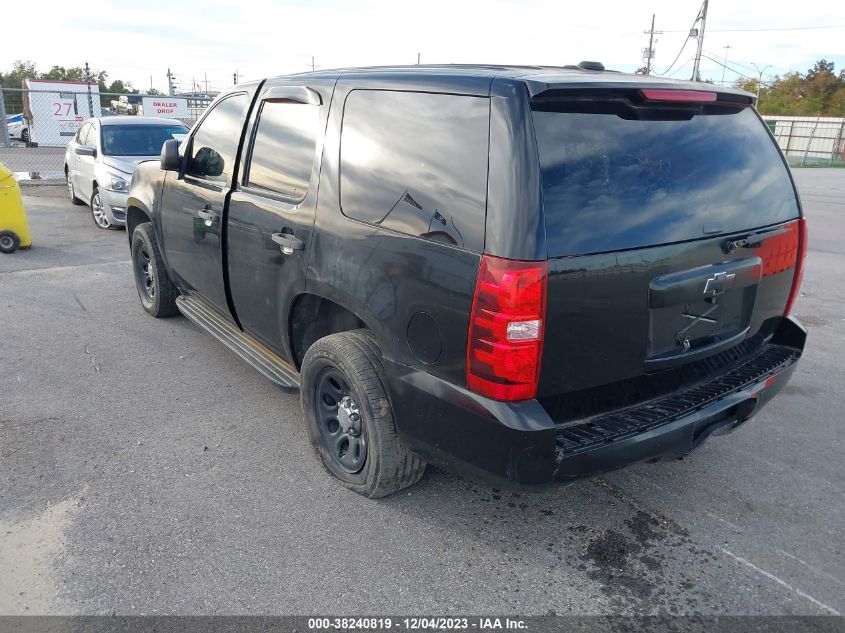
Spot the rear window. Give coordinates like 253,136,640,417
533,104,799,256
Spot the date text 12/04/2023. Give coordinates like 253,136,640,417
306,617,528,630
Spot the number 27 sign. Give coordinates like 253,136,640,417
52,99,81,121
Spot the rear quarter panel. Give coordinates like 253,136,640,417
307,80,482,386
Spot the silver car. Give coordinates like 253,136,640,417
64,116,189,229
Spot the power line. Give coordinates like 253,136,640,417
655,10,700,76
662,24,844,33
666,58,695,79
700,53,757,82
703,50,778,80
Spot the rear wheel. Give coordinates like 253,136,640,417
0,231,20,254
300,330,426,498
66,171,84,205
21,128,29,143
131,222,179,317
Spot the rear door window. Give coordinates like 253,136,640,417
533,104,799,256
340,89,489,252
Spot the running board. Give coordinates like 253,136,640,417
176,295,300,392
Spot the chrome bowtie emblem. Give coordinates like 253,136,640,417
703,271,736,297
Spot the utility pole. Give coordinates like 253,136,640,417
204,72,209,95
84,62,94,116
720,45,732,84
642,14,662,75
167,68,174,96
751,63,773,104
691,0,709,82
311,56,317,72
417,52,421,65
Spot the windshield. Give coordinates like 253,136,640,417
532,104,800,256
100,124,188,156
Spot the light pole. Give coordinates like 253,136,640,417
751,63,773,103
720,45,732,84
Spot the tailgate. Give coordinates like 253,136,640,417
531,88,802,404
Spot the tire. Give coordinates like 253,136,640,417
21,128,29,143
90,187,118,229
66,170,84,205
0,231,20,254
300,330,426,498
130,222,179,317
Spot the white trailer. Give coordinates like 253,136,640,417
23,79,102,147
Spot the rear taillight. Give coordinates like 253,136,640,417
466,255,548,401
784,218,808,316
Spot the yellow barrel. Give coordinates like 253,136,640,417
0,162,32,252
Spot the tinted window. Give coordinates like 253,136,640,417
247,99,318,199
101,124,188,156
340,90,489,252
187,94,249,182
533,105,799,256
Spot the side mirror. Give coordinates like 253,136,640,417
160,138,181,171
74,145,96,157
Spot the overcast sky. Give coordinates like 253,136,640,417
2,0,843,93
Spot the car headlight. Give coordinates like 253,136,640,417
105,170,130,192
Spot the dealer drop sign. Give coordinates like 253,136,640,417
142,97,188,119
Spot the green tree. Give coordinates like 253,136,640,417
743,60,845,116
806,59,835,80
40,65,85,82
0,59,38,89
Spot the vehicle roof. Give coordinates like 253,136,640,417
95,116,189,127
256,63,753,100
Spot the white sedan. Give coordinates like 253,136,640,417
64,116,188,229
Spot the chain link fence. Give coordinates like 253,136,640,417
762,115,845,167
1,87,211,182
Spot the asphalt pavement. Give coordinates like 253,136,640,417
1,171,844,616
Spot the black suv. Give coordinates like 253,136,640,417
126,64,807,498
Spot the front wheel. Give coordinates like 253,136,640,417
90,187,118,229
130,222,179,317
300,330,426,498
0,231,20,254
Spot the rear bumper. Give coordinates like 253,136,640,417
386,317,806,487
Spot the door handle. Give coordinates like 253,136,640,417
272,232,304,255
196,208,218,226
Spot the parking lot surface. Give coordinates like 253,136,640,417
1,171,844,616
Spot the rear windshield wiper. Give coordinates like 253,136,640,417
722,226,792,254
